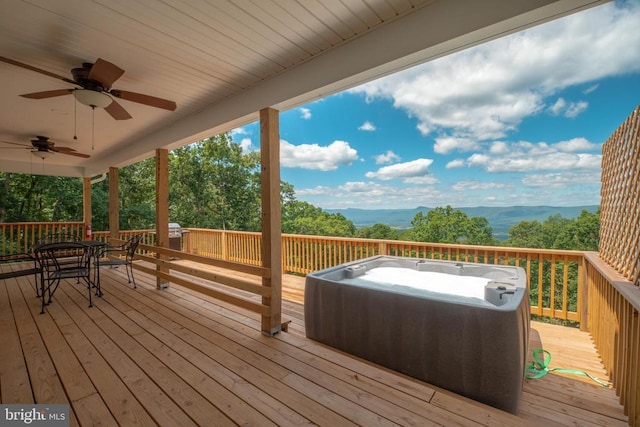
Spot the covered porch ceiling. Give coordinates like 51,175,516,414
0,0,608,178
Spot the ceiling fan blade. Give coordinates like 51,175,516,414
0,56,77,85
49,145,90,158
110,89,176,111
89,58,124,90
20,89,73,99
58,150,90,158
104,99,132,120
51,146,77,152
0,139,30,148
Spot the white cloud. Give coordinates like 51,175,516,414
434,136,481,154
295,181,448,209
299,108,312,119
403,175,439,185
358,121,376,131
554,137,600,152
565,101,588,118
280,139,358,171
238,138,255,153
548,98,567,115
365,158,434,181
463,139,601,173
375,150,401,164
349,2,640,142
583,84,599,94
549,98,588,117
231,127,249,136
446,159,465,169
522,171,601,188
451,181,512,191
466,153,490,168
489,141,509,154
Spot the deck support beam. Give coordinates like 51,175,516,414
260,107,282,336
155,148,170,289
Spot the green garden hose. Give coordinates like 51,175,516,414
525,348,611,387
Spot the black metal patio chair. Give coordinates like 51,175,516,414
94,234,143,289
34,241,96,314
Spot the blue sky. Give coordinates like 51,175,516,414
233,1,640,210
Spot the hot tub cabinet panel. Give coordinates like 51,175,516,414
304,256,530,414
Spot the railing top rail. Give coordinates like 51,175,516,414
3,224,587,257
1,221,84,225
278,232,586,257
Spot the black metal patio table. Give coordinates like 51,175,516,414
33,240,106,314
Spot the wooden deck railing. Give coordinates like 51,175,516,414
1,221,86,254
183,229,585,323
0,223,601,324
585,253,640,427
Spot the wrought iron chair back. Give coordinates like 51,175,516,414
34,241,96,313
95,234,143,288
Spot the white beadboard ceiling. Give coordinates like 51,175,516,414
0,0,608,177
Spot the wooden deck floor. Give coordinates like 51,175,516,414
0,261,628,426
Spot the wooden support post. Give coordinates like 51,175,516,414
155,148,170,289
108,167,119,242
82,177,91,236
260,107,282,336
579,254,590,331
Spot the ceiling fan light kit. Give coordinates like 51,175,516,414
32,150,53,159
73,89,112,108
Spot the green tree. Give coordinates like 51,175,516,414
554,209,600,251
119,158,156,229
0,173,82,222
355,223,399,240
408,206,497,245
504,220,545,248
506,210,600,251
169,134,262,231
282,200,356,236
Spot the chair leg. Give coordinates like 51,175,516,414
34,272,41,298
95,265,102,297
124,264,131,283
40,276,46,314
87,278,92,308
130,264,136,289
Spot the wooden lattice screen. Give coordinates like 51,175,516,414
599,105,640,286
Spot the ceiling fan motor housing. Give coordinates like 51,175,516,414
71,63,105,92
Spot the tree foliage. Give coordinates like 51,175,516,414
282,200,355,236
408,206,499,246
355,223,399,240
0,173,82,223
169,134,262,231
504,209,599,251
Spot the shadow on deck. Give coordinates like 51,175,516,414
0,261,628,426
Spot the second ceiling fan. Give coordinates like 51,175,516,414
0,56,177,120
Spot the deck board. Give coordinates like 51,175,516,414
0,261,628,426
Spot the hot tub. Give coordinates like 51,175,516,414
304,255,529,413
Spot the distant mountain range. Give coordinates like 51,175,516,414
324,205,599,240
